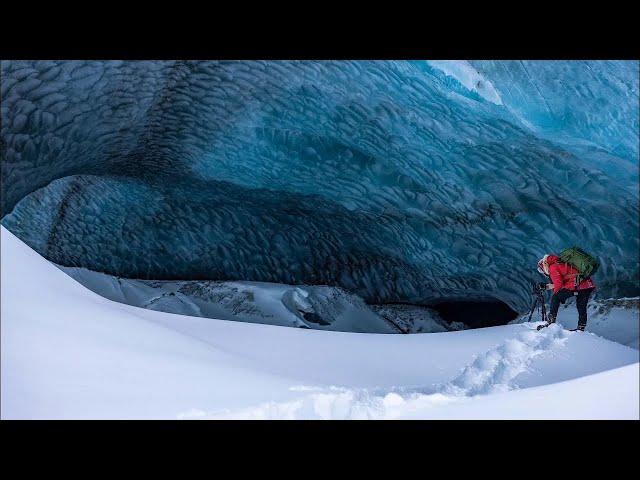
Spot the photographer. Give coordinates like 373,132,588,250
537,254,596,331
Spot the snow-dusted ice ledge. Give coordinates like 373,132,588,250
1,226,638,419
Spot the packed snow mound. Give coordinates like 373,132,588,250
2,61,639,313
2,226,638,419
62,264,522,333
61,264,479,333
59,265,415,333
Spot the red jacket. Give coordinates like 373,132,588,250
546,255,596,293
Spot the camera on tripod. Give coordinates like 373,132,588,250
533,282,547,293
527,281,549,324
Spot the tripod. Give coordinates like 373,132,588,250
527,283,549,328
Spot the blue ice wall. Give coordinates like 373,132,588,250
2,60,638,312
469,60,639,187
470,61,639,162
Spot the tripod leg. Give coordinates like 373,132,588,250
527,296,538,322
540,290,552,324
536,293,550,330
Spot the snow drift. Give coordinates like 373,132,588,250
2,226,638,419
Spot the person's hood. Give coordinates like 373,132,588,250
537,254,558,275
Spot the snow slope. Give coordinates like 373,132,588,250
565,298,639,349
2,226,638,419
512,296,639,350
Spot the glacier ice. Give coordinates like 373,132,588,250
469,61,639,165
1,60,638,314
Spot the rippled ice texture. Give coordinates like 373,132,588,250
1,60,638,312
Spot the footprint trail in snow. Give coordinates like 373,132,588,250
442,323,569,396
180,324,570,419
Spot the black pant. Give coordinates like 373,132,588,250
550,288,594,327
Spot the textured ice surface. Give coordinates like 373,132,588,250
2,60,638,313
469,61,639,167
425,60,503,105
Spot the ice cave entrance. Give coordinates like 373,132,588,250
429,299,518,329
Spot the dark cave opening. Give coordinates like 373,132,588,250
429,299,519,329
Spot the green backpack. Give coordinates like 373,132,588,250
558,246,599,287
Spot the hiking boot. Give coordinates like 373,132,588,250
570,325,586,332
547,314,556,324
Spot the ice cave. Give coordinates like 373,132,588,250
2,59,639,420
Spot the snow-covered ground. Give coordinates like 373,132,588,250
2,226,638,419
61,264,640,344
564,298,639,349
59,265,465,334
58,266,400,333
512,296,639,350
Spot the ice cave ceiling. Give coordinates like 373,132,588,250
1,60,638,312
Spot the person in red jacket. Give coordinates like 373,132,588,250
537,254,596,331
